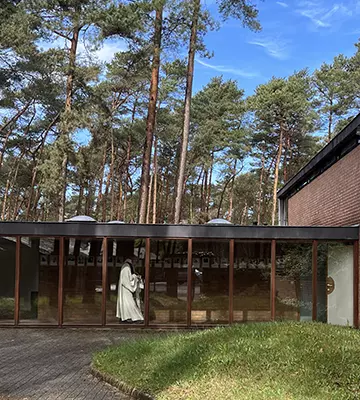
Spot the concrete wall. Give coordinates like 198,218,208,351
288,146,360,226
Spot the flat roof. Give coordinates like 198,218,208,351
278,112,360,199
0,222,357,240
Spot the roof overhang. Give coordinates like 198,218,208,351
0,222,357,241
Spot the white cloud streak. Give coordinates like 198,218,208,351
196,59,260,78
276,2,289,7
247,37,289,60
296,1,354,29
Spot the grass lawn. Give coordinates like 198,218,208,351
92,322,360,400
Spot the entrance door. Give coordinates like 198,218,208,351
327,244,353,326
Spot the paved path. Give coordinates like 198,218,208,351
0,329,151,400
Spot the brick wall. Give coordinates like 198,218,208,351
288,145,360,226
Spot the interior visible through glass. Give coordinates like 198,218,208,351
20,237,59,324
0,237,16,324
149,240,188,325
234,241,271,322
191,240,229,324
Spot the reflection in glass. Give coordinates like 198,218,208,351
318,242,354,326
276,242,313,321
0,237,16,324
107,239,145,324
149,240,187,325
20,237,59,324
191,240,229,324
234,242,271,322
63,238,102,324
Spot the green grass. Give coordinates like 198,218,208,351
93,322,360,400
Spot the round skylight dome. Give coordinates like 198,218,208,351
206,218,232,225
66,215,96,222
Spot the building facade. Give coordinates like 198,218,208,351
0,222,358,328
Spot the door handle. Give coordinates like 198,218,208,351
326,276,335,294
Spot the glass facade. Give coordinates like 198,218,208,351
191,240,229,324
234,241,271,322
275,242,313,321
0,237,16,324
0,232,357,328
20,237,59,324
106,238,145,325
149,240,188,325
63,238,103,324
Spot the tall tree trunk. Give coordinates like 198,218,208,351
26,114,58,220
59,25,80,222
96,144,107,219
102,171,111,222
1,179,10,220
123,102,136,221
328,104,333,143
152,136,158,224
76,185,84,215
146,174,153,224
257,155,265,225
241,201,248,225
271,125,284,225
228,160,237,222
109,135,115,220
174,0,200,223
138,4,163,223
206,153,214,215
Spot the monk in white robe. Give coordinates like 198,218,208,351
116,259,144,322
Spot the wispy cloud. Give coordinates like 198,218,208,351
196,59,260,78
247,37,290,60
276,2,289,7
296,1,353,29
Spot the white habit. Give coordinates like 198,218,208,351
116,260,144,321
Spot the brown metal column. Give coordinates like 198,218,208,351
271,239,276,321
144,238,150,327
101,237,108,326
312,240,318,321
14,236,21,325
229,239,234,324
354,239,359,329
58,237,64,327
187,238,193,327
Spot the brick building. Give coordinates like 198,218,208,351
278,113,360,226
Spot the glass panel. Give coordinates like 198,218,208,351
149,240,187,325
106,238,145,325
20,237,59,324
191,240,229,324
318,242,354,326
63,238,103,324
234,241,271,322
276,242,313,321
0,237,16,324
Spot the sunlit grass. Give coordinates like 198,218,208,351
93,322,360,399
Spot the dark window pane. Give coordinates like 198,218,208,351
0,237,16,324
234,241,271,322
63,238,103,324
149,240,187,325
191,240,229,324
20,237,59,324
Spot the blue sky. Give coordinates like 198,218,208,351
194,0,360,96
